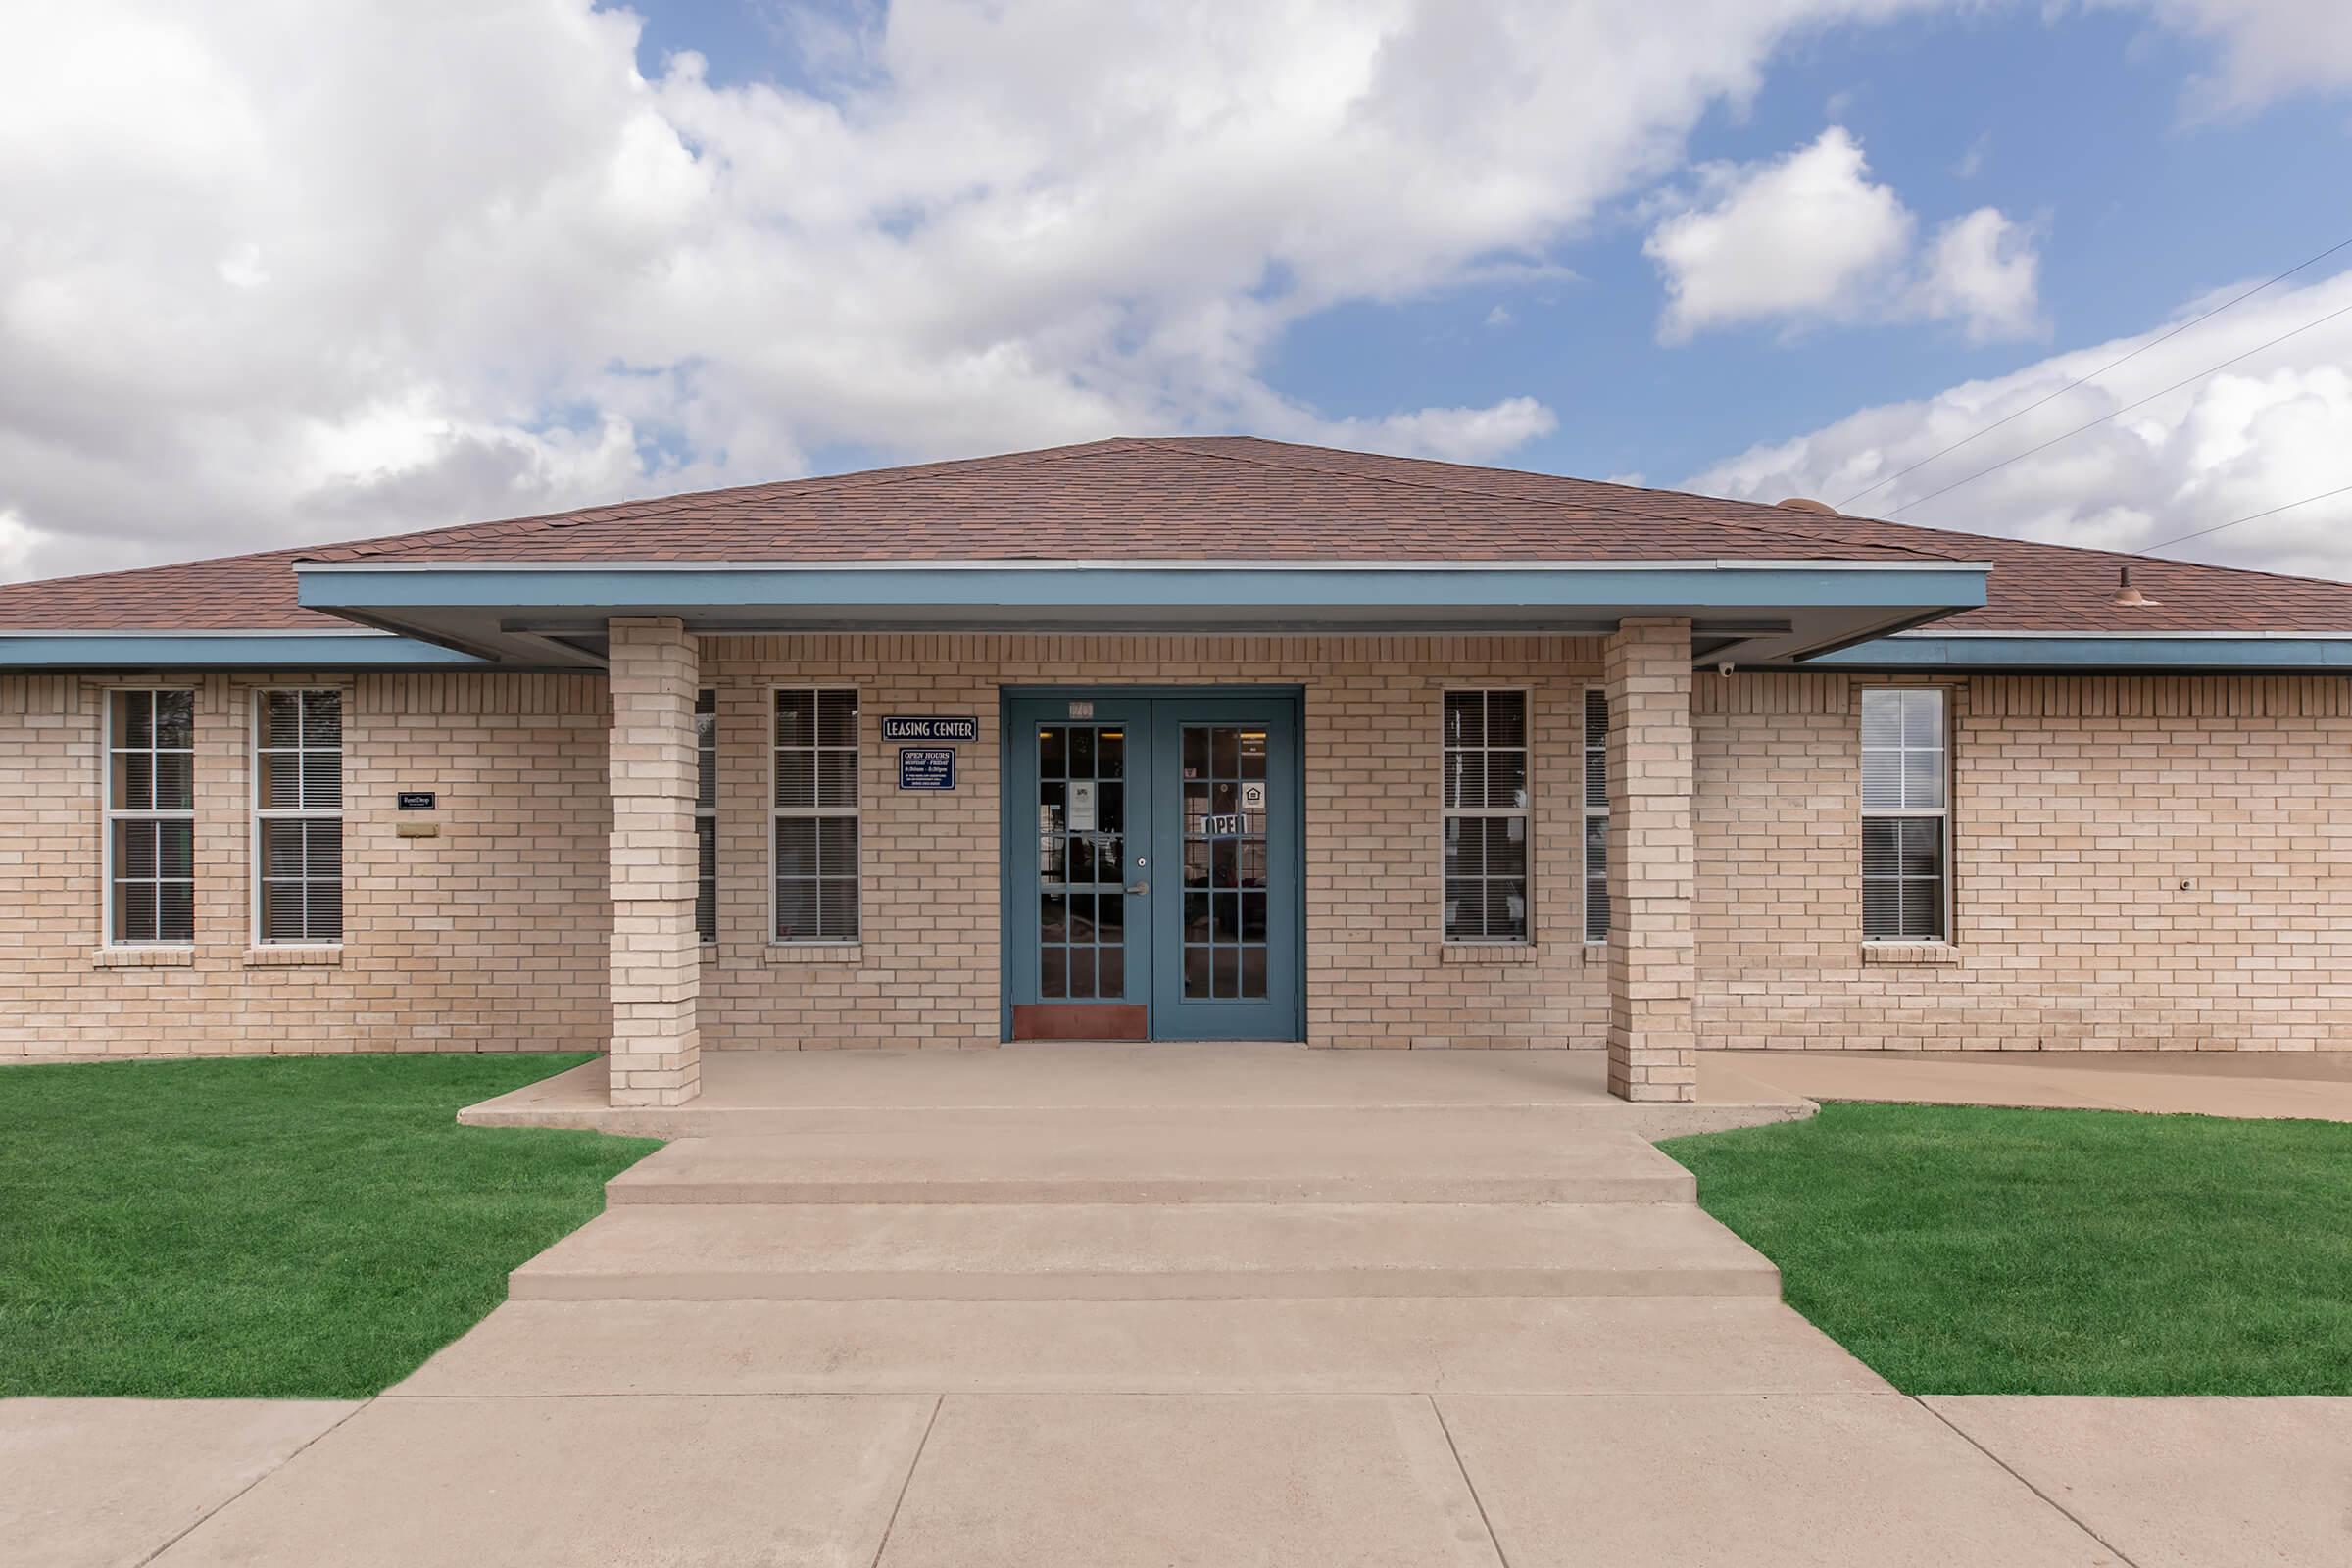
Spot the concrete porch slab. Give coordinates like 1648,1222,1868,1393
606,1113,1697,1204
1435,1393,2126,1567
390,1297,1889,1397
507,1200,1781,1301
459,1043,1815,1137
150,1395,934,1568
1924,1396,2352,1568
0,1398,360,1568
873,1394,1500,1568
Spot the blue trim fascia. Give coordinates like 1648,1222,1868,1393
298,564,1989,613
1810,636,2352,671
0,634,484,669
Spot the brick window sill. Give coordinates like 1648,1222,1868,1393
91,946,194,969
1861,942,1961,966
1440,944,1538,965
243,946,344,968
764,944,863,965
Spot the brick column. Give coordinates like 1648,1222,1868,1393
1604,617,1697,1102
607,617,701,1107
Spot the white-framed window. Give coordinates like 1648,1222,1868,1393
1583,688,1609,943
106,688,196,945
772,688,859,943
695,690,716,945
1861,687,1948,942
1442,689,1530,943
254,688,344,944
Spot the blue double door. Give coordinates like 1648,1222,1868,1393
1004,691,1301,1041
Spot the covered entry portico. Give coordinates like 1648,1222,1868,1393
295,558,1987,1106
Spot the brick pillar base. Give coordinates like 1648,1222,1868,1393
607,617,701,1107
1604,618,1697,1102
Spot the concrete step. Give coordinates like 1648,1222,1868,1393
393,1297,1884,1397
465,1092,1810,1142
508,1202,1780,1302
606,1113,1697,1205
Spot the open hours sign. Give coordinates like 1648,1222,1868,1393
898,748,956,791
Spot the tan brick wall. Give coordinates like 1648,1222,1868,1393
8,655,2349,1057
0,670,610,1057
1694,670,2352,1053
700,635,1606,1050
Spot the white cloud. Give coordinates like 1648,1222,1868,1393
2108,0,2352,114
1643,127,2040,342
1326,396,1560,459
9,0,1982,582
216,243,270,290
1645,127,1917,341
1916,207,2043,342
0,1,2344,583
0,511,37,580
1688,268,2352,581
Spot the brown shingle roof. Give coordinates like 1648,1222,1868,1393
1676,503,2352,634
3,435,2349,634
0,546,346,632
299,437,1946,565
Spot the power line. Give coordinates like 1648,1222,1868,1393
2138,482,2352,557
1837,233,2352,512
1885,296,2352,517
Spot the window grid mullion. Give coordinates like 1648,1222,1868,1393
772,687,861,945
695,690,717,946
1861,687,1949,944
1583,688,1609,944
1442,689,1530,947
105,688,196,947
253,689,343,946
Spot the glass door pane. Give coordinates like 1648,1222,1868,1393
1178,724,1271,1000
1035,720,1131,1000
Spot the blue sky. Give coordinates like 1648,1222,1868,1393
1274,9,2352,488
613,1,2352,504
3,1,2349,582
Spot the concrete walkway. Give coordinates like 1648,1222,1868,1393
0,1398,361,1567
17,1390,2347,1566
1712,1048,2352,1120
18,1047,2351,1565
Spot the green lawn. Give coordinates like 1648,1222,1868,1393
0,1054,658,1398
1661,1102,2352,1395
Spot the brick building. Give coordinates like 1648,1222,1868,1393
4,437,2348,1105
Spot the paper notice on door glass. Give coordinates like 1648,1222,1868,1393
1068,779,1098,832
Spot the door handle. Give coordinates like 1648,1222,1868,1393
1125,881,1150,896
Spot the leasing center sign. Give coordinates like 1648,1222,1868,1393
881,716,979,743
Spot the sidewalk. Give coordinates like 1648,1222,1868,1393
12,1390,2347,1566
1708,1049,2352,1121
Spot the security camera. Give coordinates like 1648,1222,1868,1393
1716,662,1735,678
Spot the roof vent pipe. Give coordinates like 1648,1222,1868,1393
2109,566,2161,609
